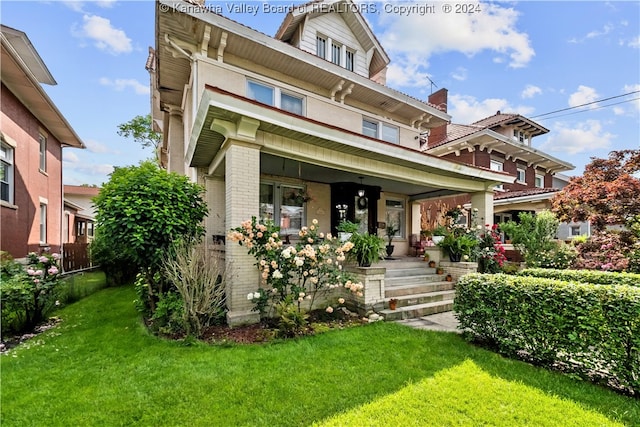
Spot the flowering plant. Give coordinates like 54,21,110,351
477,224,507,273
0,251,62,334
229,217,363,320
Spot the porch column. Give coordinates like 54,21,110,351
470,190,494,227
411,202,421,235
167,105,184,174
225,140,261,326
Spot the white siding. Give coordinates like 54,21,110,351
299,14,368,77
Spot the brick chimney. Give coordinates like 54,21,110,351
426,88,448,147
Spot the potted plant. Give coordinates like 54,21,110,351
388,298,398,310
438,232,477,262
428,260,436,268
436,266,444,275
445,274,453,282
385,222,399,257
349,231,385,267
337,220,359,242
432,225,448,244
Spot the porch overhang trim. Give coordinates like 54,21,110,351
493,191,559,206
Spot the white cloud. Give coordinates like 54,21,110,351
521,84,542,99
64,151,80,163
379,2,534,88
627,35,640,48
539,120,615,155
569,24,614,43
63,1,116,12
99,77,149,95
614,83,640,115
73,14,132,55
451,67,468,81
448,94,534,124
568,85,599,109
84,139,116,154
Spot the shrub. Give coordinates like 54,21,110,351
477,224,507,273
150,291,185,335
573,230,634,272
517,268,640,287
455,273,640,395
93,161,208,311
163,240,227,337
0,252,62,335
500,211,559,268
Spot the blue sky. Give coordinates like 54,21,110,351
2,1,639,186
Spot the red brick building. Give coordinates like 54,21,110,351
1,25,84,259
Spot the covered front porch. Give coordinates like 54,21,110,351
182,88,510,325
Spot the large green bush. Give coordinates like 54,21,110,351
93,161,208,310
455,273,640,395
517,268,640,287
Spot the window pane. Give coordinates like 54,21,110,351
345,50,354,71
281,186,304,233
381,123,399,144
247,81,274,106
260,183,274,222
362,120,378,138
490,160,503,172
331,43,341,65
385,199,404,238
316,36,326,59
40,203,47,243
39,134,46,171
281,92,303,115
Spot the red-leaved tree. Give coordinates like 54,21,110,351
552,149,640,231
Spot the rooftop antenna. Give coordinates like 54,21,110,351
426,76,438,94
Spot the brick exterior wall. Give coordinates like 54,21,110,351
1,84,63,258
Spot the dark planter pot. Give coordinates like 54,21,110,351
448,251,462,262
386,245,394,257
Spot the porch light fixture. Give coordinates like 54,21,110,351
336,204,349,221
357,177,365,197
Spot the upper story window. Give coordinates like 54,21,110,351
362,118,399,144
535,173,545,188
331,43,341,66
316,36,326,60
513,129,528,145
39,132,47,172
516,167,526,183
247,80,304,116
0,142,14,204
345,49,355,72
490,160,504,190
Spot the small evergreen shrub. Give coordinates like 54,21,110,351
517,268,640,287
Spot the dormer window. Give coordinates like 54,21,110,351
513,129,528,144
345,49,355,71
316,32,356,72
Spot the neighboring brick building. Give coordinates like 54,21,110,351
1,25,84,259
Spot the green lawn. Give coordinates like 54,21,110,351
1,286,638,426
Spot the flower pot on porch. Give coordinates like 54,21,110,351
428,260,436,268
386,245,394,257
446,274,453,282
436,267,444,275
448,252,462,262
389,298,398,310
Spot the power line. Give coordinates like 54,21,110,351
530,90,640,119
534,96,640,122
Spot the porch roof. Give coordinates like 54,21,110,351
188,86,513,199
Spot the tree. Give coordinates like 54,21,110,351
93,161,208,308
117,114,161,150
500,211,560,267
552,149,640,231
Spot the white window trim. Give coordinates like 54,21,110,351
362,117,399,144
39,202,48,244
535,173,545,188
385,198,405,239
39,132,47,172
316,35,327,59
0,141,14,205
247,79,305,115
516,167,526,184
260,181,307,236
490,160,504,190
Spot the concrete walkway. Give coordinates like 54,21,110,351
395,311,461,333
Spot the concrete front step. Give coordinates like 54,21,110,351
385,267,437,278
385,281,455,297
387,290,455,308
386,274,449,287
380,258,429,270
381,299,454,321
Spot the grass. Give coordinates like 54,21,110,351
1,286,638,426
58,269,108,304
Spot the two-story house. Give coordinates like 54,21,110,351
63,185,100,244
152,0,512,324
1,25,85,259
422,109,575,228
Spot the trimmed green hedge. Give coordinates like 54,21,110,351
517,268,640,287
455,273,640,395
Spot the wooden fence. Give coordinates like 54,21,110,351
62,243,91,272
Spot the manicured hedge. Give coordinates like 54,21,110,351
517,268,640,287
455,273,640,395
